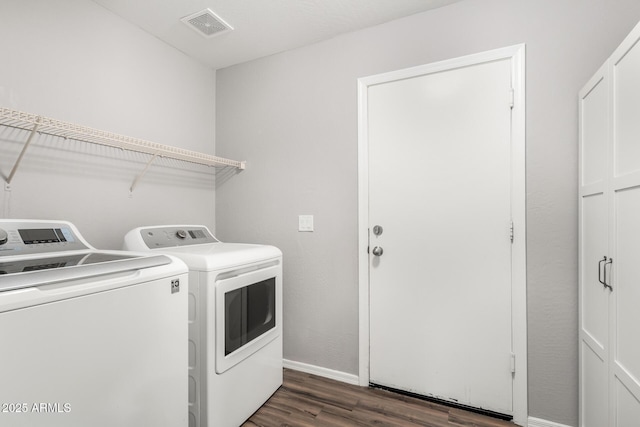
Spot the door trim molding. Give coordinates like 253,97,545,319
357,44,527,426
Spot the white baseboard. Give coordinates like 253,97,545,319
283,359,360,386
528,417,574,427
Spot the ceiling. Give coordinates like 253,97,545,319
92,0,462,70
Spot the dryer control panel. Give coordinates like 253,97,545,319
126,225,219,249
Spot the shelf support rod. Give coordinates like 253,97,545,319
6,117,41,184
130,153,159,193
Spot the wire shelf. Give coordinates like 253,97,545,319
0,107,245,190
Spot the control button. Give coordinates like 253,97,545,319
0,229,8,245
176,230,188,239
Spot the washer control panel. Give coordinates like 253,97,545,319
131,225,219,249
0,220,90,256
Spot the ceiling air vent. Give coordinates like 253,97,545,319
181,9,233,38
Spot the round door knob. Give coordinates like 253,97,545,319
372,246,383,256
0,228,8,245
176,230,188,239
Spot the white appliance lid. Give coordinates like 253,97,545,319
0,251,173,292
150,243,281,271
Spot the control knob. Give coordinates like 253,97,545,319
0,228,7,245
176,230,188,239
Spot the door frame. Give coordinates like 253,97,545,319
357,44,527,426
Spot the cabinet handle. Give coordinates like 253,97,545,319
598,256,613,291
598,256,606,286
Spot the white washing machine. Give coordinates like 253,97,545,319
123,225,283,427
0,219,188,427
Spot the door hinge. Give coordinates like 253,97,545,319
509,88,515,109
510,221,514,243
510,353,516,374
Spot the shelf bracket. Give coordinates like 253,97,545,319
130,153,159,193
6,117,41,184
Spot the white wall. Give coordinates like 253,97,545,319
0,0,217,248
215,1,640,425
3,0,640,425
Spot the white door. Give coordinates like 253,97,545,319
609,25,640,426
579,21,640,427
365,54,518,416
579,64,610,427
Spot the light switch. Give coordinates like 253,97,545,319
298,215,314,232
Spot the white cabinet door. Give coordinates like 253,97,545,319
610,24,640,427
579,63,610,427
579,19,640,427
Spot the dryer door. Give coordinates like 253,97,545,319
214,263,282,374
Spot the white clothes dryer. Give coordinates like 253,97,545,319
123,225,282,427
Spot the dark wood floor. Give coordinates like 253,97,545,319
243,369,517,427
